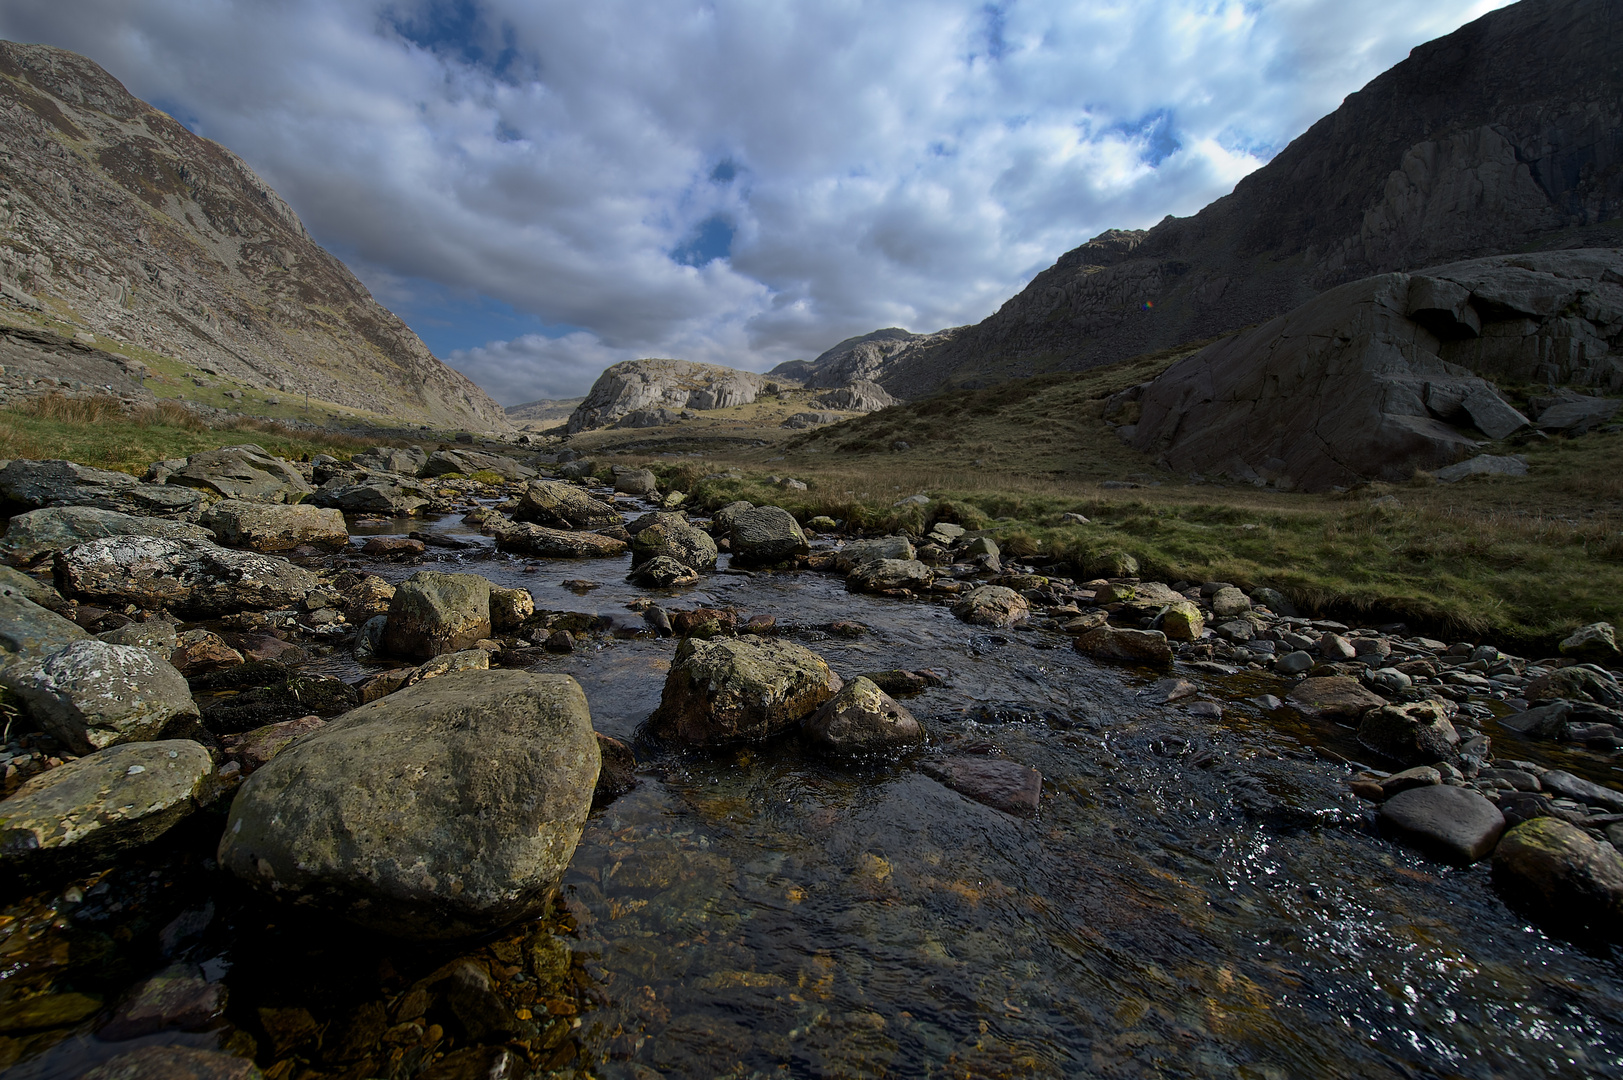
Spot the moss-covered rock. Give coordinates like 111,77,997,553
381,570,492,661
1493,817,1623,940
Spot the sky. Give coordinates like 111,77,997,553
0,0,1511,405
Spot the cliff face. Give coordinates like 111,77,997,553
0,41,509,430
567,358,767,433
871,0,1623,398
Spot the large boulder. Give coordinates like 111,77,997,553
710,500,754,536
0,506,215,562
567,358,764,433
613,468,659,496
307,472,431,515
1357,700,1460,766
951,585,1030,627
1073,626,1173,665
198,500,349,553
419,447,534,480
631,517,718,572
1559,622,1620,662
0,583,90,666
53,537,324,617
381,571,492,661
1,740,214,866
0,459,204,518
164,445,312,504
1377,784,1505,866
511,480,622,530
803,677,924,756
1493,817,1623,941
350,445,428,475
647,637,841,745
486,518,628,558
729,506,810,567
218,670,600,938
6,639,200,753
847,558,933,594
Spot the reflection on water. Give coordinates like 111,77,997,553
4,506,1623,1079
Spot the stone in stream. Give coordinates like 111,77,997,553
486,517,629,558
1560,622,1620,662
1524,665,1623,707
511,479,621,529
1492,817,1623,942
308,474,431,516
728,506,810,567
1073,626,1173,665
921,756,1042,816
630,516,719,572
951,585,1030,627
848,558,933,595
1286,676,1386,721
79,1045,262,1080
54,537,325,617
834,536,916,573
594,732,638,807
1539,770,1623,813
197,500,349,553
169,629,244,676
646,637,841,745
629,555,699,588
1158,600,1204,641
100,962,228,1039
488,585,535,633
0,459,205,518
1498,700,1572,739
340,574,397,624
613,467,659,495
0,740,214,867
1357,700,1460,767
219,715,326,775
218,670,600,938
0,506,216,562
709,500,754,536
381,570,492,661
1377,784,1505,866
6,639,201,754
163,445,312,504
202,673,360,733
803,677,925,756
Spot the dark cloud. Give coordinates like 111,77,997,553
0,0,1510,403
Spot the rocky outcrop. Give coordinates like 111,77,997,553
567,358,764,432
1130,250,1623,490
163,446,312,504
0,42,508,431
812,381,898,413
774,328,958,390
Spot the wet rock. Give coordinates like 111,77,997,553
219,670,600,938
511,479,621,529
1540,770,1623,813
54,537,323,617
0,990,103,1032
1377,765,1442,797
1276,650,1315,675
1059,611,1110,634
672,608,737,638
710,500,754,536
382,571,492,661
79,1045,261,1080
437,958,519,1041
0,740,213,866
647,637,840,745
101,962,227,1039
0,506,216,563
1319,634,1358,661
1493,817,1623,941
951,585,1030,627
489,586,534,632
419,1047,518,1080
1158,600,1205,641
353,615,387,661
861,669,941,696
360,536,425,558
803,677,924,756
630,517,718,572
351,445,428,475
1286,676,1386,721
202,674,359,734
1498,700,1573,738
921,756,1042,816
643,605,673,636
1249,586,1297,615
7,639,200,754
544,629,575,654
198,500,348,553
1560,622,1620,662
613,468,659,496
847,558,933,595
1358,700,1460,767
1145,678,1198,704
729,506,810,567
628,555,699,588
0,459,204,518
219,715,326,775
1525,665,1623,707
1073,626,1173,665
594,732,638,806
169,629,244,677
834,536,916,573
486,518,628,558
1377,784,1505,865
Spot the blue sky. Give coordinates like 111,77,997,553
0,0,1511,403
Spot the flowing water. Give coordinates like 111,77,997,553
4,506,1623,1079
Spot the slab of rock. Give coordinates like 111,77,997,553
79,1044,262,1080
630,517,718,572
847,558,933,594
98,620,179,661
1357,700,1460,767
350,445,428,475
0,459,204,518
198,500,349,553
220,715,326,775
1435,454,1529,482
0,740,213,866
486,518,628,558
164,445,312,504
1559,622,1620,662
1377,784,1505,865
647,637,840,745
1287,676,1386,721
834,536,916,572
628,555,699,588
1493,817,1623,941
420,448,534,481
54,537,323,617
511,479,621,530
0,585,89,666
1073,626,1173,665
1533,395,1621,431
1539,769,1623,813
381,571,492,661
803,677,924,756
0,506,215,562
921,756,1041,816
951,585,1029,627
7,640,200,753
218,670,600,938
729,506,809,566
308,473,431,515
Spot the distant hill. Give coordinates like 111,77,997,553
840,0,1623,399
505,397,584,426
0,41,510,430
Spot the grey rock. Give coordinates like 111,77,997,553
568,358,764,433
647,636,841,745
1560,622,1620,661
98,620,179,661
0,506,214,562
630,516,718,572
0,584,89,668
485,518,628,558
1493,817,1623,942
1319,633,1358,661
782,411,845,429
350,445,428,475
1500,700,1573,738
165,444,312,504
729,506,810,566
1434,454,1529,482
803,677,924,756
198,499,349,552
1287,676,1386,721
307,472,431,515
962,536,1000,558
0,565,69,612
511,479,622,530
101,962,228,1040
1209,586,1251,617
54,536,323,617
613,468,659,496
1358,700,1460,767
219,670,599,939
1276,650,1315,675
628,555,699,588
0,459,204,518
1073,626,1173,665
1377,784,1505,865
381,571,492,661
7,639,200,753
489,586,534,632
812,380,898,412
419,448,534,480
1248,586,1297,616
834,535,916,572
710,500,754,536
847,558,933,594
1533,395,1621,431
951,585,1029,627
1540,769,1623,813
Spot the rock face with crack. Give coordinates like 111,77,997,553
568,358,765,432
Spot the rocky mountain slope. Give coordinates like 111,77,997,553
0,41,508,431
768,327,959,389
858,0,1623,398
567,359,767,432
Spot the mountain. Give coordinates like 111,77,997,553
850,0,1623,399
0,41,509,431
505,397,584,426
767,327,958,389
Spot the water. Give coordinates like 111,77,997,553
4,504,1623,1078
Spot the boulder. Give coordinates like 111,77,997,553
594,733,638,806
381,571,492,661
1559,622,1620,662
54,537,324,617
7,640,200,754
1534,395,1621,431
1357,700,1460,767
1209,586,1251,618
630,518,718,572
341,574,396,624
307,473,431,515
350,445,428,475
169,630,244,677
198,500,349,553
834,536,915,572
100,963,228,1040
628,555,699,588
486,518,628,558
1539,770,1623,813
1286,676,1386,721
1377,784,1505,866
803,677,924,756
1493,818,1623,941
0,459,205,518
419,448,534,481
613,468,659,496
218,670,600,938
729,506,810,566
1073,626,1173,665
921,756,1042,816
0,740,213,866
1525,665,1623,707
1158,600,1205,641
0,506,214,562
98,620,179,661
511,479,622,530
710,500,754,536
1435,454,1529,482
951,585,1029,627
0,585,89,666
489,586,535,632
847,558,933,594
164,445,312,504
0,565,68,611
79,1045,261,1080
646,637,841,744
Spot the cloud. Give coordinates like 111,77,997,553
0,0,1511,402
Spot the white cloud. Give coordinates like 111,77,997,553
0,0,1511,402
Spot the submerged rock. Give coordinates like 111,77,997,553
54,537,324,617
803,677,924,756
647,637,841,745
219,670,600,938
79,1044,261,1080
921,756,1042,816
381,571,492,661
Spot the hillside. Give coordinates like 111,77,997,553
0,41,509,431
